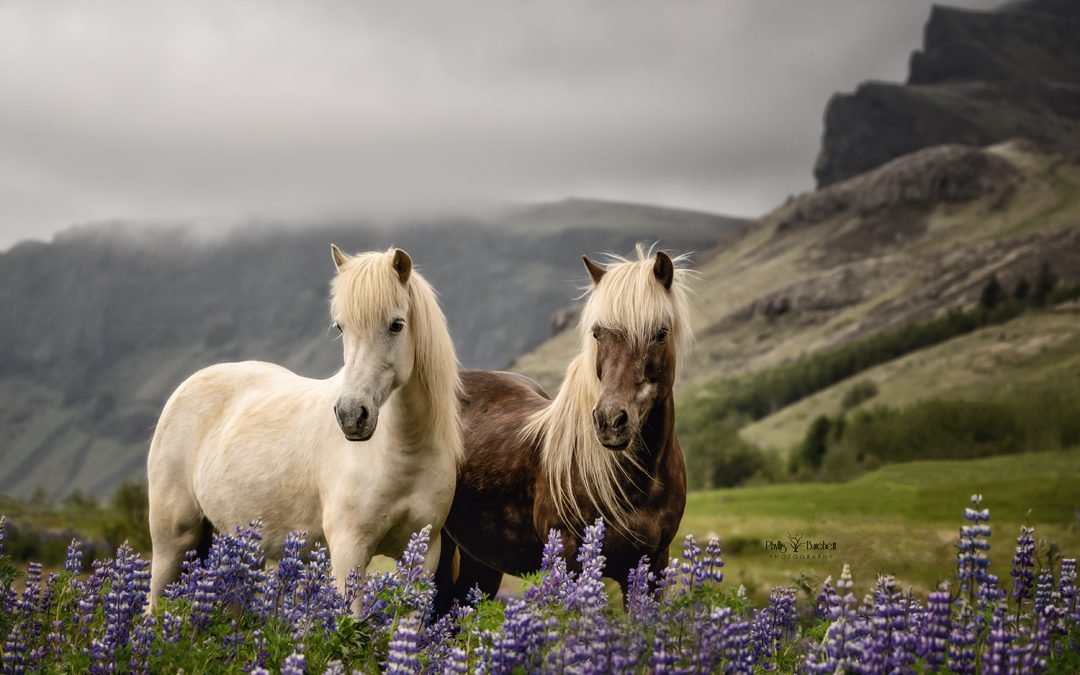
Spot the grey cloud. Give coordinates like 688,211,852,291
0,0,1002,249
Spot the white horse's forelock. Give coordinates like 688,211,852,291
522,243,693,536
330,248,463,464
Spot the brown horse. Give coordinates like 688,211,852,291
435,245,691,611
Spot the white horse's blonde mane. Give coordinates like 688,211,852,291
523,243,693,535
330,249,463,464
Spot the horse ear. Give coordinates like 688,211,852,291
331,244,349,270
653,251,674,290
391,249,412,284
582,256,606,285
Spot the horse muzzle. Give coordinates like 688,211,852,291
335,399,379,442
592,406,634,451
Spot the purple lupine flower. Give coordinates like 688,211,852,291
395,525,431,587
129,615,156,675
568,613,619,673
386,615,421,674
864,574,915,673
160,611,184,644
189,567,218,631
625,556,658,623
957,494,993,607
2,622,28,674
93,543,152,673
484,598,555,674
77,561,108,637
721,617,754,674
1059,557,1078,628
982,602,1013,675
525,529,571,605
393,526,436,618
703,538,724,584
280,650,307,675
947,610,978,675
247,628,268,671
677,534,701,595
917,582,951,668
264,529,310,624
690,605,731,673
648,626,678,673
805,564,863,674
1034,569,1055,618
657,557,680,601
816,574,839,621
64,538,83,575
43,620,64,662
1027,613,1051,672
18,562,42,618
292,543,343,638
203,521,266,613
441,647,469,674
610,621,647,674
354,571,399,632
568,518,607,615
1011,525,1036,610
751,587,797,662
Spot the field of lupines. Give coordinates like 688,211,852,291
1,494,1078,674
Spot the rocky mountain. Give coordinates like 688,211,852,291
0,200,745,499
814,0,1080,187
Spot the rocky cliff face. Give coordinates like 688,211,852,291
814,0,1080,188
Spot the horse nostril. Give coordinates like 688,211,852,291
357,406,369,426
613,410,629,429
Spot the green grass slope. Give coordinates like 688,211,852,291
678,449,1080,596
740,303,1080,451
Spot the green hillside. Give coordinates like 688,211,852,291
677,450,1080,596
741,303,1080,451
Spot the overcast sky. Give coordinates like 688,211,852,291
0,0,1003,250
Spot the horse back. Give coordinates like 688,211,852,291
445,369,551,573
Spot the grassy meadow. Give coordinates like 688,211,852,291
676,449,1080,599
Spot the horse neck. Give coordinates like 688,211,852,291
630,390,677,485
386,375,440,451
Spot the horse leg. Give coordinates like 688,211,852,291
452,547,504,604
433,535,459,615
147,495,208,610
324,527,372,605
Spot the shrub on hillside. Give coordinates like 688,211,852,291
677,410,765,489
840,380,878,410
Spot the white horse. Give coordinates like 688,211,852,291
147,246,462,607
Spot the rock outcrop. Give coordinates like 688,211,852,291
814,0,1080,187
785,144,1019,231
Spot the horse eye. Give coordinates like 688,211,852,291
654,328,669,343
390,319,406,334
333,322,343,335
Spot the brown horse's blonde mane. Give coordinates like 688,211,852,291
330,249,463,464
522,243,692,536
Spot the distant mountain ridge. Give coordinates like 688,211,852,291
0,200,745,499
